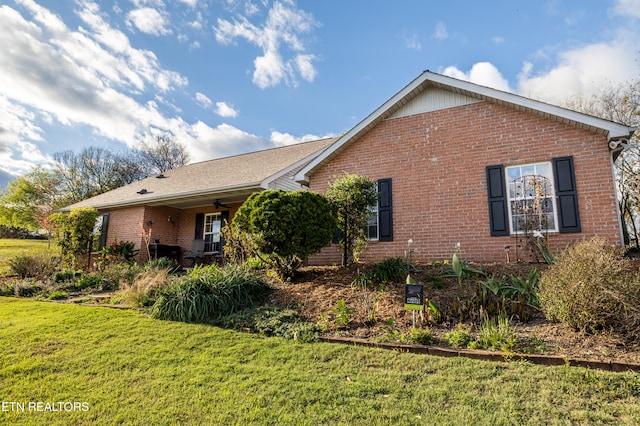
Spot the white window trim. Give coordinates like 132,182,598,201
203,213,222,253
505,161,559,235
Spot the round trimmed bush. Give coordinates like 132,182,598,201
538,238,640,337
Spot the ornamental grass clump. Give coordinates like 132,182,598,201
150,264,272,324
538,237,640,340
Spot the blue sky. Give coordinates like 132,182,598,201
0,0,639,187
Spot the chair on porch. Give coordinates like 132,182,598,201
183,239,205,266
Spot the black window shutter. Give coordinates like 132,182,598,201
99,213,109,249
553,156,581,233
378,178,393,241
219,211,230,248
486,165,510,236
194,213,204,239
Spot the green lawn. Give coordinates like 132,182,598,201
0,239,58,276
1,298,640,425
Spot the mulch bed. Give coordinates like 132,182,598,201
269,263,640,367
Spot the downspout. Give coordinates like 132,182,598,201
610,146,627,249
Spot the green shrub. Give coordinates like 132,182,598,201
475,314,516,352
13,280,42,297
143,257,181,274
0,282,15,296
217,307,319,342
6,252,61,280
70,274,102,291
100,240,137,262
150,264,272,323
48,291,68,300
445,323,474,348
245,256,267,270
52,270,82,283
99,263,141,291
538,237,640,337
402,327,434,345
331,299,354,328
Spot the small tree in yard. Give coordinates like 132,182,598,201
49,207,100,270
325,174,377,266
231,190,336,280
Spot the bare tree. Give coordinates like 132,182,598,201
565,80,640,247
137,134,190,174
54,146,147,205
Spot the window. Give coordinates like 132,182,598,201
92,213,109,251
505,162,557,233
365,205,379,241
487,157,580,236
365,178,392,241
203,213,222,253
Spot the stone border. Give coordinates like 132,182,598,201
319,336,640,372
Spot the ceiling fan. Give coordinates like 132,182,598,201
214,199,231,209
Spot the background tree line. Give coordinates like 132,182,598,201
0,135,189,236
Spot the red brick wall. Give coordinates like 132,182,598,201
102,204,239,263
308,101,621,265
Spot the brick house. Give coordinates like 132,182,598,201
295,71,636,264
63,138,335,263
65,71,635,266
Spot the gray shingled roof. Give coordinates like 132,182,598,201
63,138,336,211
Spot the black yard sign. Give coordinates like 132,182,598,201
404,284,424,311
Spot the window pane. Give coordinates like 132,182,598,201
505,162,558,233
536,163,552,179
204,213,221,252
520,165,535,176
365,205,378,240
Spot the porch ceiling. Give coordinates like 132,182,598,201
141,188,256,210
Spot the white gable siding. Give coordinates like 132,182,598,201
389,86,480,119
268,168,306,191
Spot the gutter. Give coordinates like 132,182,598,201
60,182,263,211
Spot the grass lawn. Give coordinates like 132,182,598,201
1,298,640,425
0,239,58,276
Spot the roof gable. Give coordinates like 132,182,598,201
295,71,636,184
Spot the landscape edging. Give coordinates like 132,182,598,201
319,336,640,372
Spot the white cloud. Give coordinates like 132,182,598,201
404,33,421,50
126,7,171,36
432,22,448,40
442,62,512,92
516,31,639,105
214,1,319,89
294,54,317,82
613,0,640,18
492,36,505,44
195,92,212,108
0,2,196,174
178,0,199,7
186,122,270,159
188,11,204,30
215,102,238,118
270,131,335,147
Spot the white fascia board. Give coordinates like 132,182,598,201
295,73,429,185
425,72,636,140
264,145,333,188
63,182,262,211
